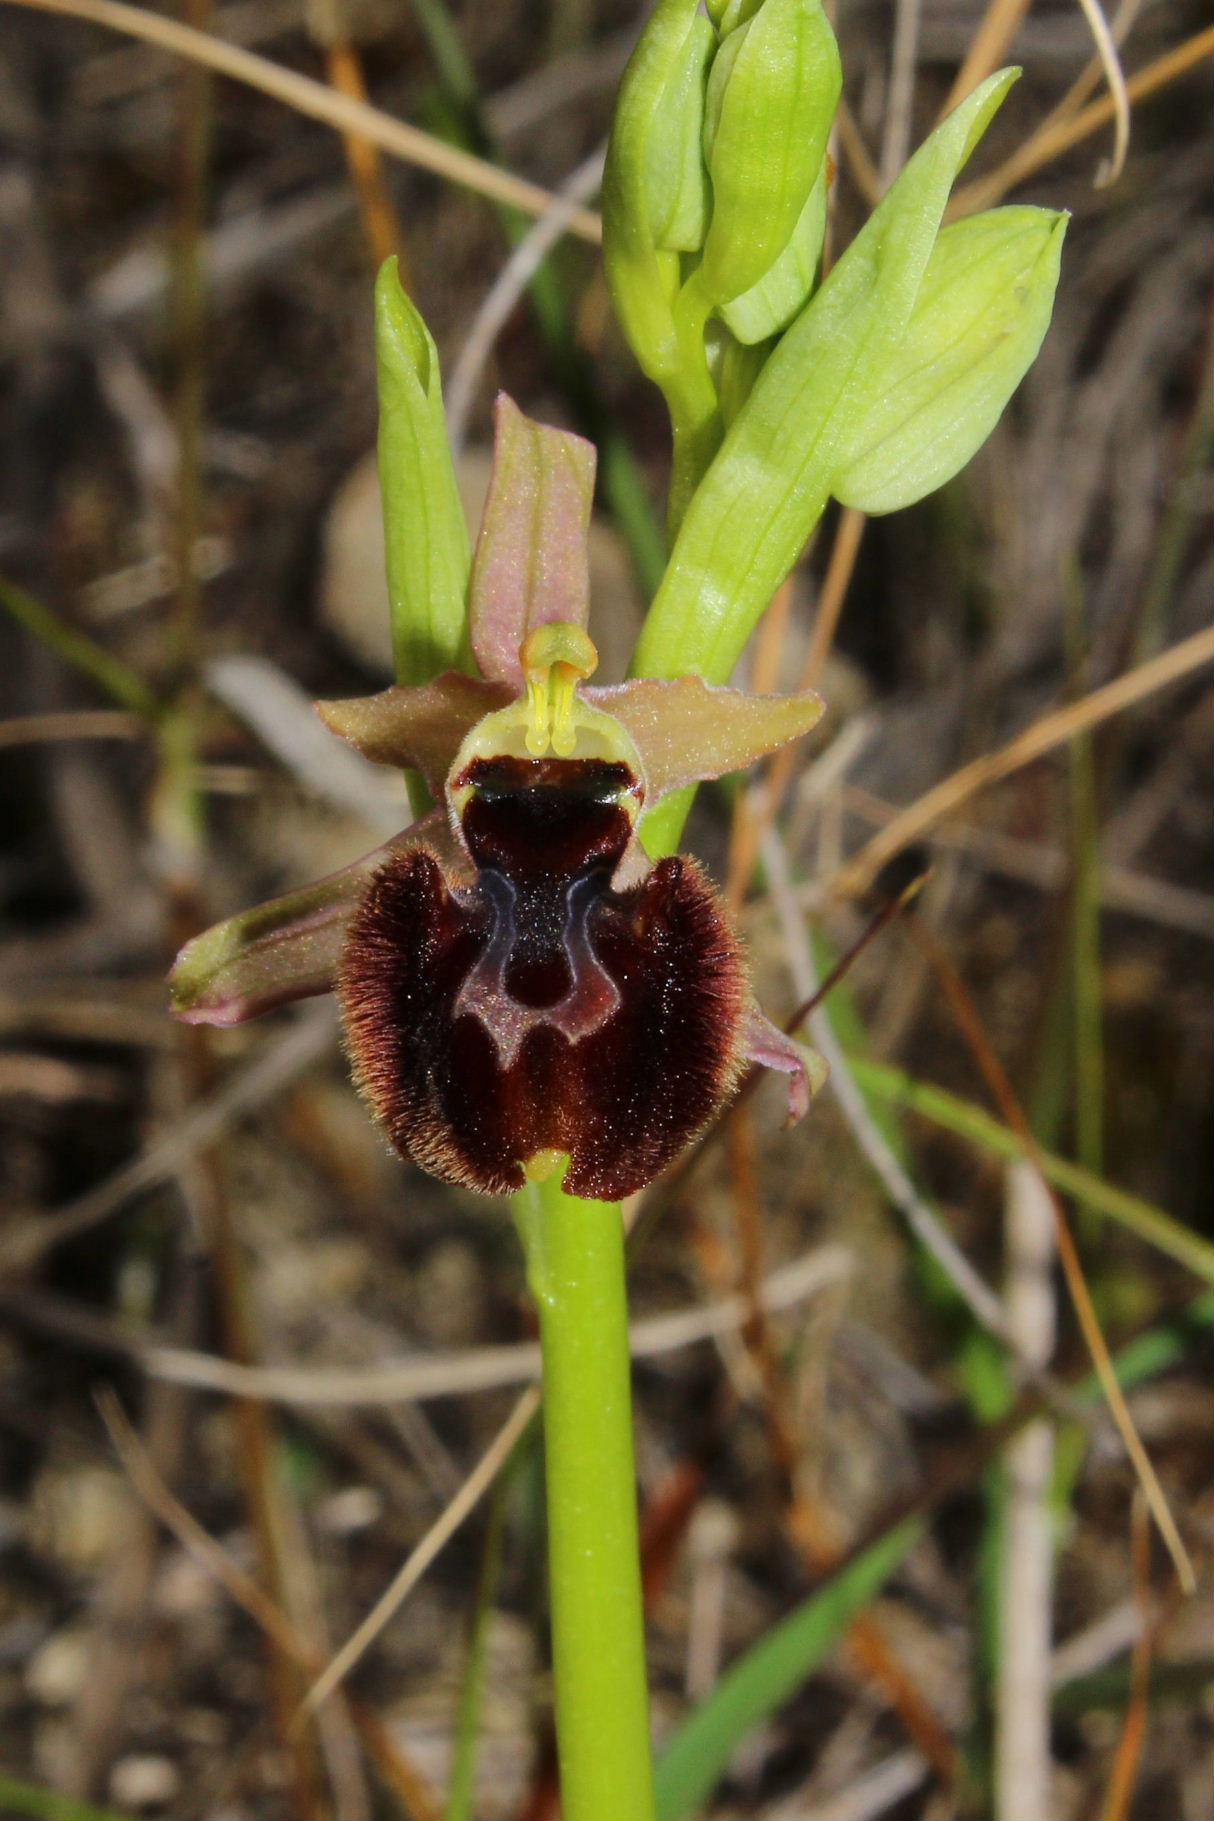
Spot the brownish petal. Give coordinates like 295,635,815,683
315,672,510,792
588,676,825,800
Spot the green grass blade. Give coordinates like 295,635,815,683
1066,580,1105,1183
1054,1657,1214,1716
1075,1290,1213,1402
847,1056,1214,1282
0,573,159,719
653,1517,924,1819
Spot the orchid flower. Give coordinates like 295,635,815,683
171,395,826,1199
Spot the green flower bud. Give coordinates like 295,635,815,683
698,0,840,307
375,258,471,687
832,207,1067,514
719,163,827,344
709,0,763,34
603,0,713,386
633,70,1026,688
647,14,716,253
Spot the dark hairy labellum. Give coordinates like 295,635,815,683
338,757,748,1197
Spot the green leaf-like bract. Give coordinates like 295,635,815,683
375,257,471,687
833,206,1067,514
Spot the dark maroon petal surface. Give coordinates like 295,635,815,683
337,831,748,1200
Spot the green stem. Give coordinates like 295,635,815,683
514,1176,656,1821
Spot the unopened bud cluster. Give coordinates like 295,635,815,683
607,0,837,371
604,0,1066,574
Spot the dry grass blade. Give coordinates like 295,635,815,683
941,0,1031,115
0,710,144,749
1070,0,1131,186
446,145,606,454
301,1386,541,1717
831,627,1214,900
839,786,1214,940
761,825,1016,1346
319,26,406,272
6,0,602,243
943,0,1130,187
793,1749,929,1821
99,1384,303,1659
879,0,923,187
0,1001,338,1275
144,1245,852,1403
953,25,1214,215
726,510,866,909
996,1162,1057,1821
1098,1495,1154,1821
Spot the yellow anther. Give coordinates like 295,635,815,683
524,675,552,755
550,663,581,757
520,623,599,759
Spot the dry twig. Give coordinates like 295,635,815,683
5,0,603,242
831,627,1214,900
142,1244,854,1403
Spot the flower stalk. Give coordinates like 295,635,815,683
515,1177,656,1821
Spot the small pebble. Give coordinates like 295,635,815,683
109,1754,180,1811
315,1484,383,1536
25,1628,90,1706
29,1463,133,1570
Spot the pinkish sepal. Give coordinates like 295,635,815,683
743,1004,828,1123
169,812,458,1026
469,394,598,691
589,677,825,800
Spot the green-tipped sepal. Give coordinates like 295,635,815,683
718,164,828,345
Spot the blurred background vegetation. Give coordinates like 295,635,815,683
0,2,1210,1818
